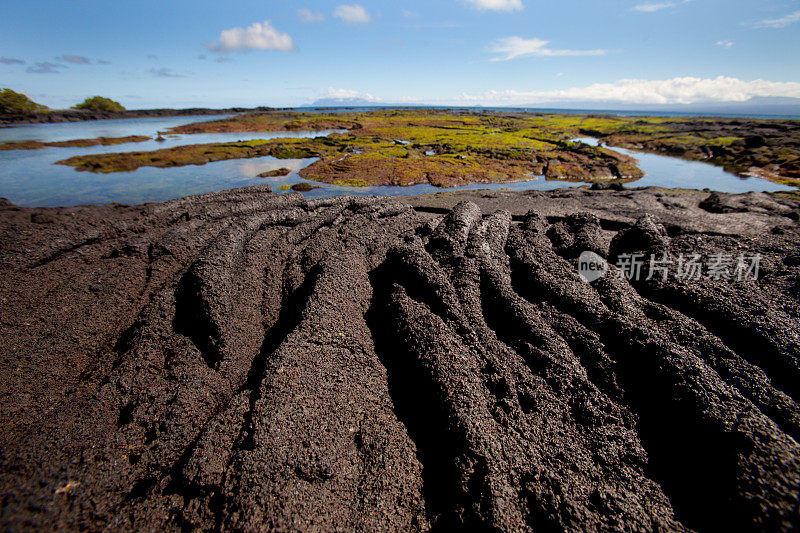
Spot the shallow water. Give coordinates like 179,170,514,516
0,117,793,207
0,115,232,143
572,137,792,194
0,116,343,206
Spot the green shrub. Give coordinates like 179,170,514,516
0,88,48,114
73,96,125,112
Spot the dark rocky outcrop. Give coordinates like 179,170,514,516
256,168,292,178
290,182,320,192
1,185,799,531
591,181,625,191
700,192,750,214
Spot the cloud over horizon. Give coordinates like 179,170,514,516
464,0,523,11
490,37,607,61
633,0,690,13
457,76,800,105
206,21,295,53
333,4,372,25
754,10,800,29
317,86,378,101
311,87,425,105
0,57,25,65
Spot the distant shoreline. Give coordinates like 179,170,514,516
0,107,275,126
4,105,800,126
297,105,800,121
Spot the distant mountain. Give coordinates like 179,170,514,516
307,97,386,108
306,96,429,108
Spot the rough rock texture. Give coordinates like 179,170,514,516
1,185,799,531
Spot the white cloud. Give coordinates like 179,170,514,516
463,0,523,11
333,4,372,24
314,88,423,104
715,40,733,48
318,87,378,101
206,21,294,53
490,37,607,61
298,8,325,23
457,76,800,105
634,2,676,12
754,9,800,29
633,0,690,12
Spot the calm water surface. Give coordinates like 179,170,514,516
572,137,792,194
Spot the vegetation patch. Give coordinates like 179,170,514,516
0,88,48,114
1,135,150,151
72,96,125,113
54,109,800,188
168,113,361,134
332,179,371,187
56,138,325,173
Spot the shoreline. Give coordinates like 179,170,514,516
4,105,800,126
38,109,800,189
0,106,276,126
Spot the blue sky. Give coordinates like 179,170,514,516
1,0,799,108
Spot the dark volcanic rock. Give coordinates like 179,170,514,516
546,212,606,258
1,185,799,531
609,213,670,261
700,192,749,214
590,181,625,191
257,167,292,178
290,182,320,192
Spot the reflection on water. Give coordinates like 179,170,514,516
571,137,792,194
0,146,320,207
236,158,308,178
0,115,235,143
0,115,344,206
0,117,794,207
